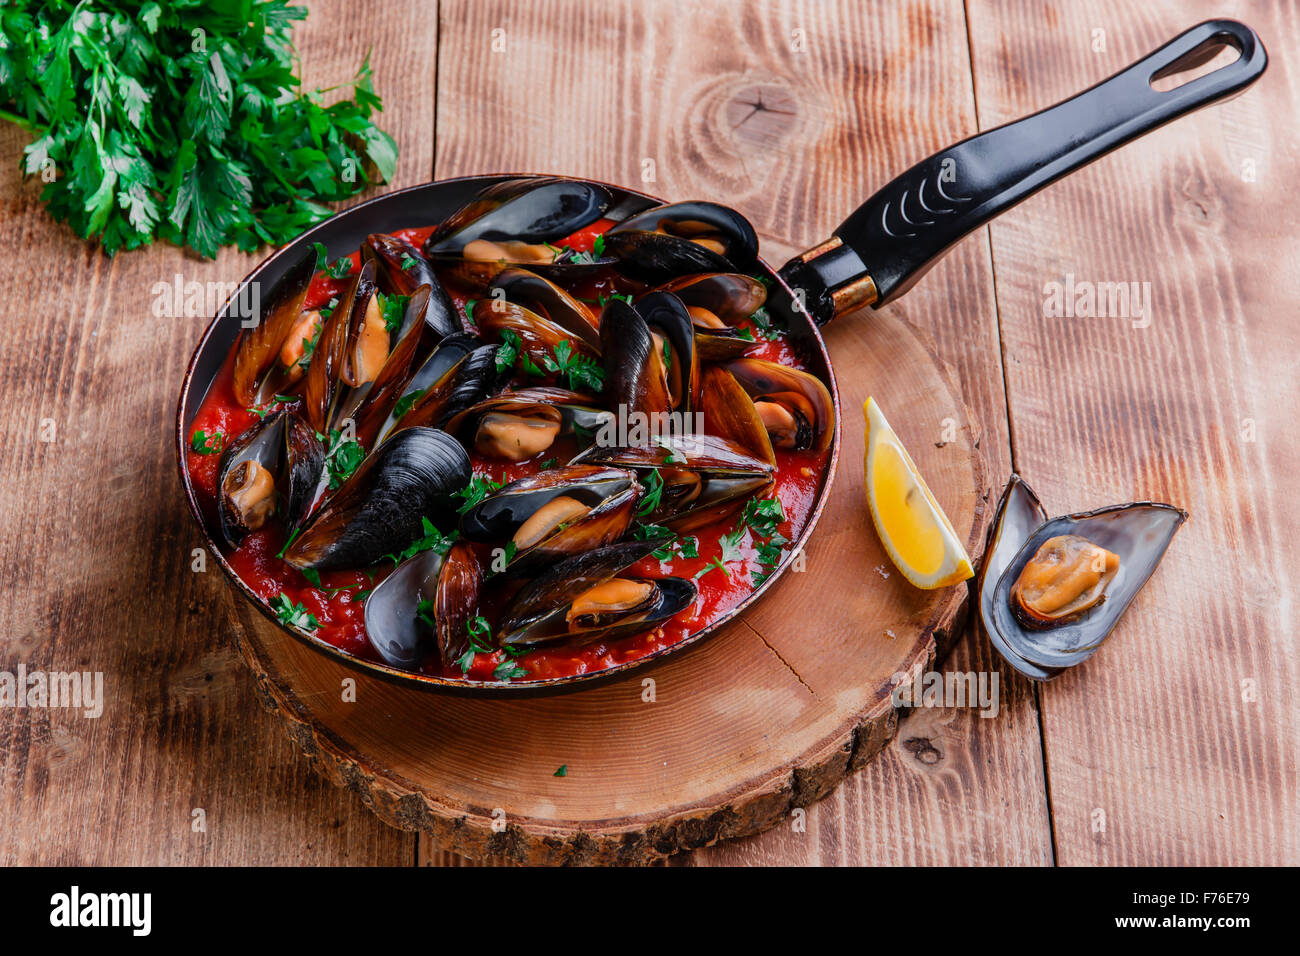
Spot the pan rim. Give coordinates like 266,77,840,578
174,172,842,697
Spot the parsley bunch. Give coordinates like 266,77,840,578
0,0,398,257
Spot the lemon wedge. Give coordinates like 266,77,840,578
863,397,973,589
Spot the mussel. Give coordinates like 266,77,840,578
300,261,377,433
216,408,325,547
487,268,601,350
497,540,696,648
363,541,482,670
231,250,317,405
604,201,759,282
600,293,698,419
978,474,1187,679
648,272,767,361
573,433,774,532
361,234,462,341
283,427,471,571
459,464,641,575
333,285,432,442
372,332,478,445
423,178,614,289
442,387,612,462
725,358,834,454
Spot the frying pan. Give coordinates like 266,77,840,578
176,20,1265,694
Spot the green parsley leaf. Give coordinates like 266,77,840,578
271,593,318,632
553,764,568,777
190,429,224,455
494,659,529,682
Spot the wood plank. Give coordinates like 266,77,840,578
967,0,1300,864
428,0,1052,865
0,0,435,865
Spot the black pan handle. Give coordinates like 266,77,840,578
780,19,1267,324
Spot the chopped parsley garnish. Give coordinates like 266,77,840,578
324,430,365,489
741,497,785,538
325,255,353,279
553,764,568,777
379,292,409,334
386,516,457,565
493,659,529,682
454,615,497,675
540,457,558,471
295,326,321,371
275,527,301,560
463,299,477,328
271,593,318,632
634,522,697,561
454,474,504,514
694,525,745,581
543,339,604,392
495,329,520,374
416,598,436,630
635,470,665,517
190,429,224,455
399,253,419,272
390,387,426,422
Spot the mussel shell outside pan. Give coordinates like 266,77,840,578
988,500,1187,672
178,175,840,694
976,475,1059,682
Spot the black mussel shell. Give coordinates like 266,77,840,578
651,273,766,361
217,410,286,548
283,427,470,571
976,475,1056,681
282,412,325,531
374,333,479,445
725,358,834,454
981,475,1187,676
424,178,612,256
488,268,602,350
601,298,665,418
361,237,460,340
604,201,759,282
364,549,444,669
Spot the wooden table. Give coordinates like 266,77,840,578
1,0,1295,866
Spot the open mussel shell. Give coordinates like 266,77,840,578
283,427,470,571
600,293,698,418
498,540,696,648
373,332,478,445
442,387,612,462
301,261,376,433
649,272,766,361
981,475,1187,676
335,285,430,442
363,540,482,671
217,410,287,548
604,201,759,282
488,268,601,350
478,297,599,371
459,464,641,575
573,433,774,532
362,234,461,340
976,475,1057,681
231,250,316,405
423,178,614,289
725,358,834,454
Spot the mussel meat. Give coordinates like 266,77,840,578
649,272,766,361
231,250,316,405
442,387,611,462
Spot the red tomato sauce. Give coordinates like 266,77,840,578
185,222,829,682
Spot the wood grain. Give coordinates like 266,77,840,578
428,0,1050,865
0,0,436,865
967,0,1300,864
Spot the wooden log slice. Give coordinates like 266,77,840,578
232,307,990,865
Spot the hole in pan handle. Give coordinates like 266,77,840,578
779,19,1267,325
